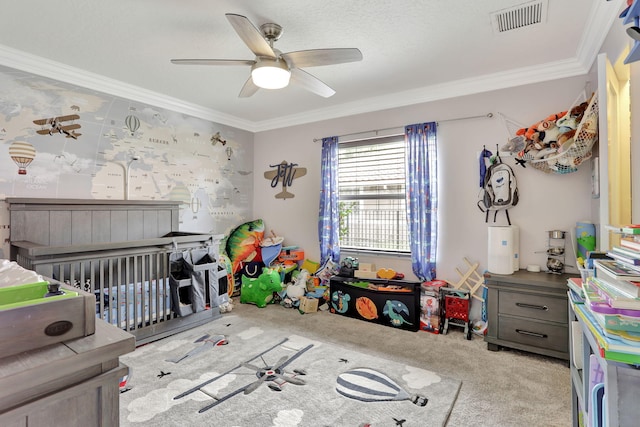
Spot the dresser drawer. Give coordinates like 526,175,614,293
498,316,568,353
498,290,567,323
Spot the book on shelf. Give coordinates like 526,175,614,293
588,277,640,310
594,259,640,282
574,304,640,364
595,263,640,297
566,277,584,298
611,245,640,258
606,249,640,266
583,284,640,324
620,237,640,252
605,224,640,235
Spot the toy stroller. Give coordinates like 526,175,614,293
439,287,471,340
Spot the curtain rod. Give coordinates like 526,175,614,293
312,112,493,142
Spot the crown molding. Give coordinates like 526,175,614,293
0,0,621,135
0,44,258,132
251,58,587,132
251,1,623,132
575,0,623,70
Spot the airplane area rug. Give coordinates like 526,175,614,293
119,314,461,427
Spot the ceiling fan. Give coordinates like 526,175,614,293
170,13,363,98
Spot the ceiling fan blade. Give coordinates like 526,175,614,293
226,13,276,59
290,68,335,98
170,59,255,66
282,48,363,69
238,76,259,98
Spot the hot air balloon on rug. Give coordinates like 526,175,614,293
9,141,36,175
336,368,428,406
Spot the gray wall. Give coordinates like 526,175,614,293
254,76,594,283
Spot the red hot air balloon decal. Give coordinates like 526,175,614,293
9,141,36,175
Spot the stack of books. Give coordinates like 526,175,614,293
567,225,640,362
590,260,640,308
581,260,640,342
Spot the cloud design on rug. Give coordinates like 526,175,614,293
402,365,441,389
156,338,192,352
126,372,236,422
282,334,320,352
272,408,304,426
237,326,264,340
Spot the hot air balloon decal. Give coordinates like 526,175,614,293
336,368,428,406
125,114,140,136
225,146,233,161
8,141,36,175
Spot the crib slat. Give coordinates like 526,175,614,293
14,239,220,343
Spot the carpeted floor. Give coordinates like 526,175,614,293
120,314,461,426
120,301,571,426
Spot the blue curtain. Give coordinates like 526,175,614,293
405,123,438,281
318,136,340,263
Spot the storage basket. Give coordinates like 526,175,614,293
502,91,599,174
529,93,598,174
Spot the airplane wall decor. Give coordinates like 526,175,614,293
264,160,307,200
33,114,82,139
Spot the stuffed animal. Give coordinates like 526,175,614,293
556,129,576,153
281,269,310,308
517,110,567,143
219,299,234,313
240,267,283,308
531,119,561,149
557,102,588,136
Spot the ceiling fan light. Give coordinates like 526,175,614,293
251,58,291,89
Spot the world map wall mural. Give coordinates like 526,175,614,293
0,65,253,258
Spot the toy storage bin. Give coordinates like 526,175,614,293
169,257,195,317
420,280,447,333
329,276,420,331
189,247,220,310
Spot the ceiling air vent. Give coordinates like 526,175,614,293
491,0,547,33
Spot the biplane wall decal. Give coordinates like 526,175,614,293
264,160,307,200
33,114,82,139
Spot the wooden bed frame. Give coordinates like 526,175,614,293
8,198,224,345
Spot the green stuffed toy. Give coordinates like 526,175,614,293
240,267,283,308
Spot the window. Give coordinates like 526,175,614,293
338,135,409,253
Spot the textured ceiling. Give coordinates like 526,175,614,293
0,0,623,131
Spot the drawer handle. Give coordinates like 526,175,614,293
515,329,547,339
515,302,548,311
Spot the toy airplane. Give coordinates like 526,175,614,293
166,334,228,363
173,338,312,413
33,114,82,139
264,160,307,200
210,131,227,146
